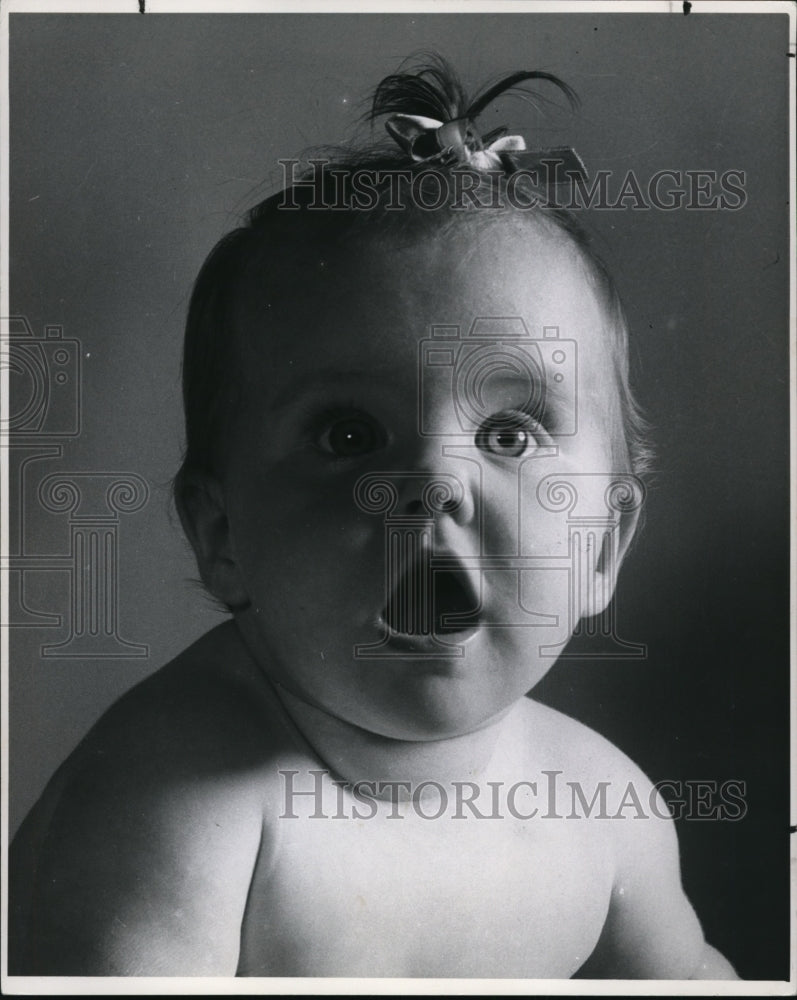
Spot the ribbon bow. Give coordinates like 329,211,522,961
385,113,587,182
386,113,525,170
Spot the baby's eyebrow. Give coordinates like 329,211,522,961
467,369,575,414
265,368,394,414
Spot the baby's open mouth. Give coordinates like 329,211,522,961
383,563,481,637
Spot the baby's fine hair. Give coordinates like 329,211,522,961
175,54,652,505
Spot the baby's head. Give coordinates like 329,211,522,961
176,56,650,740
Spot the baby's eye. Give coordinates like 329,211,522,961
315,410,388,459
475,409,541,458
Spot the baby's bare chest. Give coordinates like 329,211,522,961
237,789,613,978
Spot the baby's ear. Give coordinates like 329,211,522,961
580,498,641,620
175,471,250,611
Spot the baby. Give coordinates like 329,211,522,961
10,57,738,980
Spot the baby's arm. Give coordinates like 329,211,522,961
15,668,269,976
23,763,262,975
576,765,738,980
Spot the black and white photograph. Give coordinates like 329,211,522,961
2,1,793,992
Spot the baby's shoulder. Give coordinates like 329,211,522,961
515,696,684,900
515,696,654,792
65,621,291,798
11,623,293,973
512,706,723,979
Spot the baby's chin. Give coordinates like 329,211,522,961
239,616,549,742
275,670,524,745
342,655,550,744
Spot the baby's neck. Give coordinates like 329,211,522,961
269,682,518,796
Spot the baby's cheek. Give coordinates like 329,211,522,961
515,461,570,554
469,462,522,555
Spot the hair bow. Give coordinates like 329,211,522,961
385,113,587,182
385,114,525,170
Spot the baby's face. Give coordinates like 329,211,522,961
221,221,630,740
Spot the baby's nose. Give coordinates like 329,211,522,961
404,494,458,517
397,460,477,526
353,467,476,526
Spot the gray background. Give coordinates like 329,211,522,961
8,10,790,979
